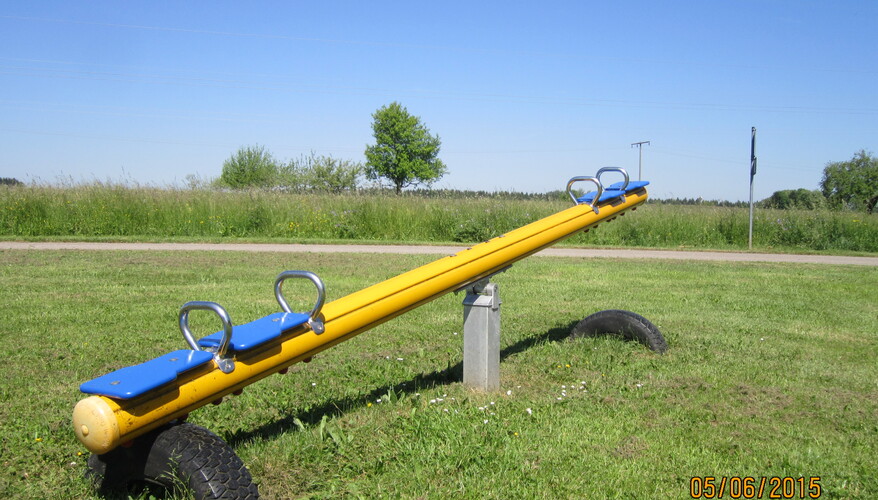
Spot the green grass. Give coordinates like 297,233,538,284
0,250,875,498
2,184,877,253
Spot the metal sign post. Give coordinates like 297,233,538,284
748,127,757,250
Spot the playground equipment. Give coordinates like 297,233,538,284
74,168,666,499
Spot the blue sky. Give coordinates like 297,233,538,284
1,1,876,201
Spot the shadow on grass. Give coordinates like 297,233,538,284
225,320,578,447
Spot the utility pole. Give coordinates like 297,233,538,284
748,127,757,250
631,141,650,181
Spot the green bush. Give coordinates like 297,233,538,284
219,149,363,193
761,189,826,210
220,145,280,189
291,153,362,193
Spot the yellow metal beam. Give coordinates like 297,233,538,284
73,189,647,454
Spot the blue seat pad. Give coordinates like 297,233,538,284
80,349,214,399
198,312,310,352
577,189,626,204
608,180,650,192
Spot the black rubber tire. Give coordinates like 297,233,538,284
87,422,259,499
570,309,668,353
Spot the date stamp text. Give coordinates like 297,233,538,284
690,476,821,499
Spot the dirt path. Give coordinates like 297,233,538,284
3,241,877,266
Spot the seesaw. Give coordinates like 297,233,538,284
73,168,667,499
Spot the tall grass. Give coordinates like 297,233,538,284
569,204,878,252
2,183,876,252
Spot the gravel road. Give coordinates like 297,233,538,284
3,241,876,266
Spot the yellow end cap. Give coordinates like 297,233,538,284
72,396,120,455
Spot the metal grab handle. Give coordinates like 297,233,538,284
596,166,629,192
565,176,603,213
179,301,235,374
274,271,326,334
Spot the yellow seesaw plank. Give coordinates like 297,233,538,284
73,188,647,454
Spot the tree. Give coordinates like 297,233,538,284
220,145,279,189
364,102,447,194
762,189,825,210
820,150,878,213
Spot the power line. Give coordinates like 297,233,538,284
3,15,876,76
0,127,363,154
0,15,550,58
3,63,876,116
650,148,825,173
0,101,288,124
0,126,621,156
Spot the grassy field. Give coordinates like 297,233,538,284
2,184,877,253
0,249,875,498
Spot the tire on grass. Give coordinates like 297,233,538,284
87,422,259,499
570,309,668,353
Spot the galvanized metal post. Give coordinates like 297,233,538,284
462,279,500,392
749,127,757,250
